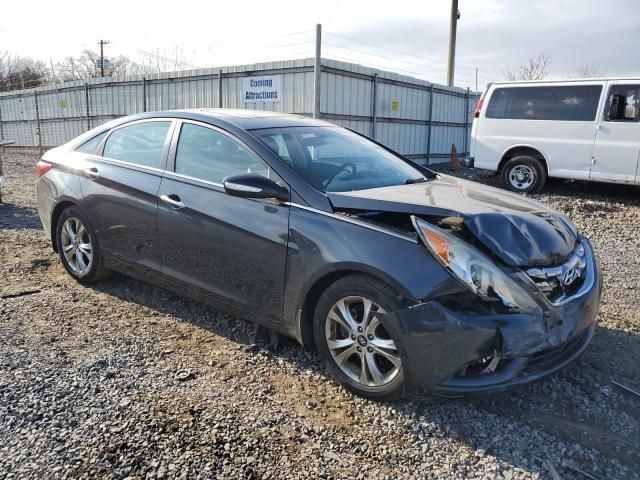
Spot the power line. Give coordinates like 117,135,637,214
250,29,314,40
325,51,493,89
325,30,504,79
135,49,202,69
263,40,315,50
323,53,439,80
325,30,479,73
324,42,448,76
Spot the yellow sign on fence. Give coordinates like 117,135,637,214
59,99,68,109
391,100,399,112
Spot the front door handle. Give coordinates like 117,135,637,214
83,167,100,180
160,194,185,209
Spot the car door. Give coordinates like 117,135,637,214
156,120,290,321
79,119,175,271
590,82,640,183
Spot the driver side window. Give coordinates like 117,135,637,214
175,123,269,184
605,85,640,122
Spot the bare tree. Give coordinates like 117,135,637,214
54,49,140,81
0,46,195,92
134,47,200,74
503,53,552,81
0,52,48,91
571,62,602,79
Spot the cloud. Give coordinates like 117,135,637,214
1,0,639,87
338,0,640,84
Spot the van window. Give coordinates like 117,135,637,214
604,85,640,122
486,85,602,121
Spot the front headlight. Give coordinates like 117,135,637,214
411,216,541,314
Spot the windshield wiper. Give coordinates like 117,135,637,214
404,177,429,184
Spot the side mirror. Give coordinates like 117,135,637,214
223,173,289,202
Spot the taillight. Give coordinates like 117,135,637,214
35,160,53,178
474,98,484,118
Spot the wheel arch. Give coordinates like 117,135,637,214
498,145,549,175
50,199,79,253
296,263,414,348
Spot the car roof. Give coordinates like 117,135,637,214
162,108,335,130
66,108,337,151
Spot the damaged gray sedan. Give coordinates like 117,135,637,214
36,110,602,400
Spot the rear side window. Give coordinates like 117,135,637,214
103,121,171,168
486,85,602,121
76,131,107,154
174,123,268,184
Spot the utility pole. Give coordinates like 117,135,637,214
98,39,110,77
446,0,460,86
313,24,322,119
475,67,478,94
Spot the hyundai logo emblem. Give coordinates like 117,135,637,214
561,265,582,286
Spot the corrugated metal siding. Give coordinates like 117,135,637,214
0,57,473,163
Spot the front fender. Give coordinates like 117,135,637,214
282,206,461,343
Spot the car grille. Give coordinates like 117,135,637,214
525,242,588,304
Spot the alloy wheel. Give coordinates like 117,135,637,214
60,217,93,275
325,296,401,387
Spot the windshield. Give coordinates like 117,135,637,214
253,126,429,192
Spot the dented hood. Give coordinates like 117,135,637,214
327,174,578,267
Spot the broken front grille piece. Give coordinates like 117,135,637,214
526,242,587,304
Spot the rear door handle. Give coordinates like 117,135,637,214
160,194,185,209
83,167,100,180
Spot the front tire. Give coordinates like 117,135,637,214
501,155,547,193
313,275,406,401
55,206,111,283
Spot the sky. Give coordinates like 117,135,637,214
1,0,639,88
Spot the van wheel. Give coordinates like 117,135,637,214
501,156,546,193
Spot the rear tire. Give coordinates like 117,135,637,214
55,206,111,283
501,155,547,193
313,274,406,401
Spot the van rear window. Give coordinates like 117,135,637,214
486,85,602,121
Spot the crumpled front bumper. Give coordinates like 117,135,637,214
380,238,602,398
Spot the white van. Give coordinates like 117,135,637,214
470,79,640,192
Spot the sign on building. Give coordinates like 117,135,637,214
243,75,282,103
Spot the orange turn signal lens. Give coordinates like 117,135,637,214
417,225,450,264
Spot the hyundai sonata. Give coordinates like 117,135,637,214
36,110,601,400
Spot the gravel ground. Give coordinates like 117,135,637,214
1,150,639,479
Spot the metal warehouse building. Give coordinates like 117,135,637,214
0,58,474,164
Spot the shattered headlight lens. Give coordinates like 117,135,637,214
412,216,541,314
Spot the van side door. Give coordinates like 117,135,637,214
590,82,640,183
